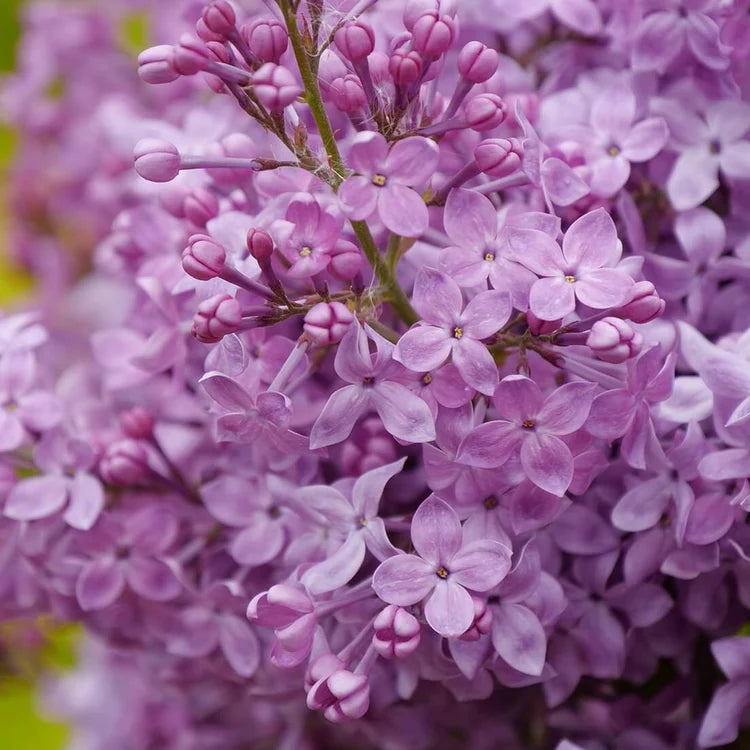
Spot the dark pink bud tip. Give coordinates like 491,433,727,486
334,21,375,62
242,18,289,63
246,228,274,262
100,439,149,486
458,41,499,84
303,302,354,345
182,234,227,280
411,12,456,59
192,294,242,343
459,596,493,641
119,407,154,440
465,93,508,131
138,45,179,84
202,0,236,36
133,139,181,183
475,138,522,178
253,63,302,111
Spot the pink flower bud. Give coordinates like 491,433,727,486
458,41,499,84
475,138,522,178
404,0,457,30
206,133,256,185
253,63,302,111
459,596,493,641
527,310,561,335
137,45,179,84
304,302,354,345
411,13,456,59
241,18,288,63
192,294,242,343
172,34,210,76
307,667,370,722
184,188,219,227
341,417,397,475
389,49,423,87
334,21,375,62
119,407,154,440
99,439,149,486
196,16,225,43
329,75,367,113
248,583,314,625
465,93,508,131
305,653,346,692
182,235,226,280
159,184,191,218
368,52,390,85
133,139,180,183
246,228,274,262
328,240,362,281
373,604,421,658
201,0,236,37
587,317,643,364
617,281,665,324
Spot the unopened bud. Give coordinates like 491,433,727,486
100,439,149,486
587,317,643,363
184,188,220,227
201,1,236,37
334,21,375,62
373,605,421,658
616,281,665,324
138,45,179,84
192,294,242,343
465,93,507,131
173,34,210,76
241,17,288,63
329,75,367,113
411,12,456,59
246,228,274,263
475,138,522,178
182,235,226,280
304,302,354,345
133,139,180,183
119,407,154,440
389,49,423,87
459,596,493,641
458,41,498,83
253,63,302,111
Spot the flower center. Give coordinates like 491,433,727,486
709,139,721,155
453,326,463,339
299,245,312,257
372,174,387,187
608,145,621,156
564,275,576,283
484,251,495,261
483,496,498,510
522,419,535,429
268,506,281,519
362,376,374,386
358,517,367,527
436,566,449,579
422,373,433,385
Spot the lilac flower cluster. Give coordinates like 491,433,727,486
2,0,750,747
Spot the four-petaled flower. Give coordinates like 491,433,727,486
372,495,512,637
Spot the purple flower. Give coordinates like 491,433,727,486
439,188,555,309
508,208,634,321
394,268,511,395
310,320,435,448
458,375,596,496
338,132,439,237
372,495,512,637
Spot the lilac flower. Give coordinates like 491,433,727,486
508,208,634,321
372,495,512,637
310,320,435,448
394,268,511,395
338,132,439,237
439,188,555,309
458,375,596,496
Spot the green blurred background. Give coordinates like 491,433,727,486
0,0,72,746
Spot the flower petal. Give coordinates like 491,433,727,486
537,381,596,435
621,117,669,162
507,228,564,276
378,184,429,237
219,614,260,677
443,188,497,248
491,602,546,676
520,433,574,496
126,556,182,601
351,457,406,518
451,539,512,591
309,385,368,449
452,338,499,396
529,276,576,320
457,421,522,468
5,475,68,522
76,558,125,611
372,381,436,443
393,326,453,373
301,532,366,595
338,175,378,221
411,267,463,326
63,473,104,531
230,520,286,566
424,580,474,637
386,136,440,185
372,553,435,606
460,290,511,339
666,147,720,211
411,495,462,565
563,207,620,271
575,269,633,309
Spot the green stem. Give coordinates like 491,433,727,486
280,0,418,326
385,232,401,273
366,318,400,344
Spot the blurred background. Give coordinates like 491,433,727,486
1,1,72,746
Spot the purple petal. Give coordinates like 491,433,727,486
443,188,497,248
0,411,25,451
540,158,590,206
63,473,105,531
378,184,429,237
450,539,512,591
440,246,490,287
667,147,720,211
372,381,436,443
334,319,374,383
347,131,387,174
301,532,366,595
5,475,68,522
411,494,462,565
386,136,440,185
351,457,406,518
686,12,729,71
589,155,631,198
457,421,522,468
338,175,378,221
218,614,260,677
706,100,750,144
491,602,546,676
575,269,633,309
460,290,511,339
126,556,182,601
424,579,474,637
611,476,672,532
508,228,564,276
76,558,125,611
199,372,255,411
631,11,684,73
530,277,576,320
411,267,463,325
563,207,620,271
621,118,669,162
538,381,596,435
697,680,750,748
230,519,285,566
372,553,435,606
590,84,635,140
699,448,750,481
394,325,453,373
720,141,750,180
494,375,544,422
675,207,726,264
587,388,636,438
452,338,499,396
520,433,574,496
712,638,750,680
551,505,619,555
201,476,259,526
309,385,368,449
